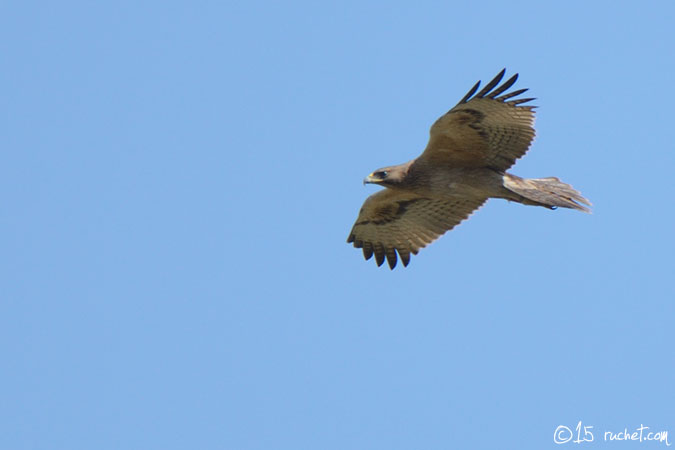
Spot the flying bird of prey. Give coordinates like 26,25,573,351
347,69,591,269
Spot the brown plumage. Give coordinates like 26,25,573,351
347,69,591,269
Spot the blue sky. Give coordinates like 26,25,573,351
2,1,674,449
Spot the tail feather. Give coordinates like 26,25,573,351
503,173,592,213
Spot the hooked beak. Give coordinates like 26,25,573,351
363,173,378,185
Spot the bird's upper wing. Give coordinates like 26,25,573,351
419,69,536,171
346,189,487,269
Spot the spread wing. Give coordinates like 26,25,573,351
419,69,536,171
346,189,487,269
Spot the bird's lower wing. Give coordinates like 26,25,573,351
347,189,487,269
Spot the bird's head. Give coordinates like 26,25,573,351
363,164,409,187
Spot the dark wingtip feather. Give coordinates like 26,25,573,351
373,244,385,267
475,68,506,98
457,71,533,108
487,73,518,98
509,97,536,105
459,80,480,104
496,88,528,101
386,250,397,269
398,250,410,267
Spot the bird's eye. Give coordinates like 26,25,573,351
376,171,388,178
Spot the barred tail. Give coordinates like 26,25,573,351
503,173,592,213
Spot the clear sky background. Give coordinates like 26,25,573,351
2,1,674,449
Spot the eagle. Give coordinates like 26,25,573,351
347,69,591,269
